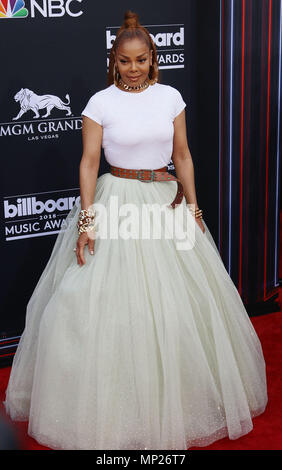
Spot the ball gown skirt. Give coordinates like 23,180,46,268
4,172,268,450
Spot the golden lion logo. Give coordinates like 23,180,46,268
13,88,72,120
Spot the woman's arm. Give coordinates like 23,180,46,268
172,110,205,231
80,116,103,211
75,116,103,266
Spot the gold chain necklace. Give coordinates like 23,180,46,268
118,77,150,92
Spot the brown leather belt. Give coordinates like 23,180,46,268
110,165,184,209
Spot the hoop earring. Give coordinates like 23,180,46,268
148,63,158,85
113,64,120,86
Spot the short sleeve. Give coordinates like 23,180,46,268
173,88,186,120
81,93,103,126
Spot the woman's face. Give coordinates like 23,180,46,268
115,38,153,87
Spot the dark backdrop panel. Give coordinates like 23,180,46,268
0,0,280,364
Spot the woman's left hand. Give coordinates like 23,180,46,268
195,217,206,234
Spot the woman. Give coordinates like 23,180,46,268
4,10,267,450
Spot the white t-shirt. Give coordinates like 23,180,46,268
81,82,186,170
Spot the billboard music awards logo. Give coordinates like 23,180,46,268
106,23,185,70
4,189,81,240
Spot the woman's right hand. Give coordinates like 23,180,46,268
75,231,95,266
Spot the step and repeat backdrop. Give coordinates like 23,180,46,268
0,0,281,364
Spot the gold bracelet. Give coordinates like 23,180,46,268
77,208,96,235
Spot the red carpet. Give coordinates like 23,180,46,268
0,289,281,450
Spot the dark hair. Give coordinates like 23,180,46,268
107,10,159,86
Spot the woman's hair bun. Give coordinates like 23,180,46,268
123,10,140,28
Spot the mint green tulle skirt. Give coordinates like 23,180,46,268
4,173,268,450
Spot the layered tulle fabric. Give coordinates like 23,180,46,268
4,173,268,450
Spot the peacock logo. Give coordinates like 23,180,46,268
0,0,28,18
